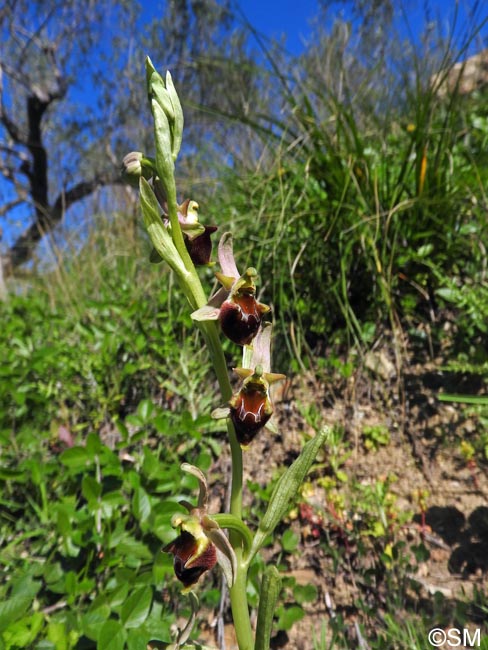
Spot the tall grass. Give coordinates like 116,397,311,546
218,4,488,374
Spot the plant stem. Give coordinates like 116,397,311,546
211,514,253,557
162,172,251,648
200,321,251,649
229,553,254,650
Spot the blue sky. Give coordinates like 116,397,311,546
235,0,320,55
237,0,488,58
1,0,487,252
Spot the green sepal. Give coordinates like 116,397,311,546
249,427,329,559
255,566,282,650
139,177,187,279
180,221,206,241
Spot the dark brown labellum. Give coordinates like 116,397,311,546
185,225,218,266
230,388,271,446
219,294,266,346
164,530,217,587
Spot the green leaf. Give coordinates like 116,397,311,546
97,620,126,650
120,586,152,629
152,99,175,191
86,433,103,456
165,70,184,160
0,596,31,632
438,393,488,405
3,612,43,648
47,620,70,650
132,486,151,524
60,446,91,470
137,398,154,423
276,605,305,631
436,287,459,302
106,583,129,608
251,428,328,557
82,475,102,502
281,529,300,553
126,628,149,650
255,566,282,650
82,602,111,641
293,583,317,605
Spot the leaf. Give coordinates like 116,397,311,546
255,566,282,650
436,287,459,303
82,602,111,641
126,628,149,650
82,475,102,502
97,620,127,650
0,596,31,632
416,243,433,257
276,605,305,631
281,529,300,553
60,446,91,470
293,584,318,605
117,537,152,561
152,99,175,192
106,583,129,608
165,70,184,160
120,586,152,629
251,427,328,557
137,398,154,423
132,486,151,524
139,178,187,279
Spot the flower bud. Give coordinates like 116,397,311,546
121,152,155,187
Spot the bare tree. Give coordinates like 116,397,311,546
0,1,143,275
0,0,271,279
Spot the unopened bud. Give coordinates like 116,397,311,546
121,152,155,187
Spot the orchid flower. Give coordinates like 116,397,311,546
213,323,286,447
149,198,217,266
191,232,270,345
163,464,237,592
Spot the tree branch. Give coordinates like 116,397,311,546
3,172,122,273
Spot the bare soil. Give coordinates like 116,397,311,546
198,344,488,649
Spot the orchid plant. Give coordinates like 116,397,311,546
122,58,328,650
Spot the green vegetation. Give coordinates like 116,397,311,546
1,1,488,649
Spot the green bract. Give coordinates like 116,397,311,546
139,178,189,282
250,427,329,559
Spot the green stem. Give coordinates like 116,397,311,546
199,322,251,650
229,553,254,650
211,514,253,557
157,172,251,650
164,178,201,277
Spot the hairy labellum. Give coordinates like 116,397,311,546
219,294,268,346
164,530,217,588
230,385,271,446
